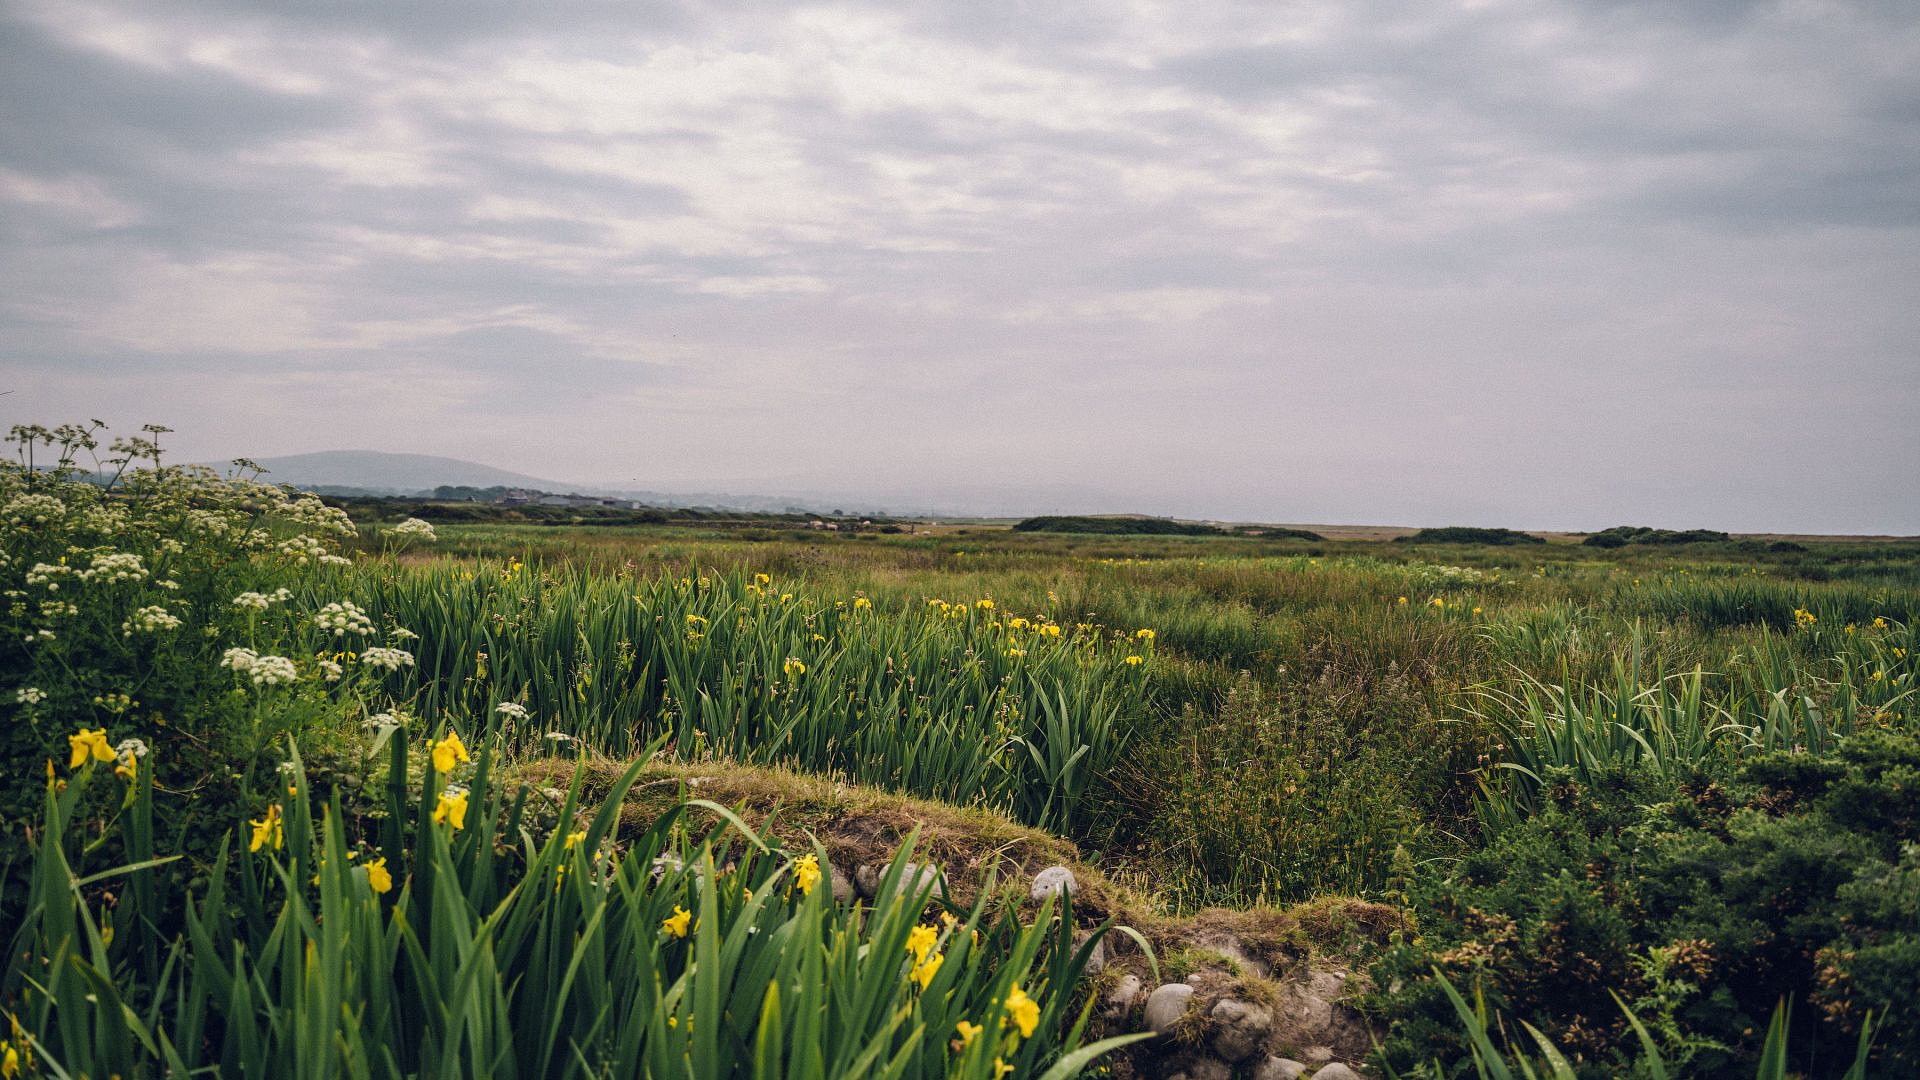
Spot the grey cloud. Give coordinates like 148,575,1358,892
1,0,1915,532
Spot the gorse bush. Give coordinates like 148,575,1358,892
1367,732,1920,1078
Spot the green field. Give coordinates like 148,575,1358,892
4,423,1915,1078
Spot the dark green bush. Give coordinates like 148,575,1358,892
1397,527,1545,545
1584,525,1733,547
1367,732,1920,1078
1012,515,1224,536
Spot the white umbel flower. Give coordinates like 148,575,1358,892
248,655,299,686
313,600,375,636
360,647,415,672
123,605,183,635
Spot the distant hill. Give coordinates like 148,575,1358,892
227,451,576,497
219,451,882,516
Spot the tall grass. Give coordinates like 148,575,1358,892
361,563,1153,833
2,738,1147,1078
1472,621,1916,829
1387,970,1877,1080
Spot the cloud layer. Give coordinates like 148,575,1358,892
3,0,1917,530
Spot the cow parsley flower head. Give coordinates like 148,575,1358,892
123,605,182,635
360,647,415,672
313,601,374,637
248,655,300,687
79,552,147,584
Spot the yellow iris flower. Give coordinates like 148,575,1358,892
432,789,469,830
1004,984,1039,1038
248,805,284,853
67,728,114,770
365,857,393,894
906,924,938,962
792,853,821,896
431,730,471,774
909,951,943,991
662,905,692,938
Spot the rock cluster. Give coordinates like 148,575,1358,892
829,857,1373,1077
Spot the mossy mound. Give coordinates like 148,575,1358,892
509,754,1409,1074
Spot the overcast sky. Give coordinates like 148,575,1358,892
3,0,1916,531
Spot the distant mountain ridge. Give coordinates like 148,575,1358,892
218,450,904,516
230,451,579,496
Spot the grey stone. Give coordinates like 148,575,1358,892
1076,932,1107,975
1103,974,1142,1020
1199,937,1273,978
830,864,853,904
1303,1046,1335,1064
1283,984,1334,1033
1309,970,1346,999
1311,1065,1362,1080
1143,982,1197,1034
899,861,946,902
649,852,684,883
1253,1058,1309,1080
1030,864,1078,901
855,862,946,902
1209,998,1275,1062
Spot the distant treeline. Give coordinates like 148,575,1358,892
1395,526,1545,546
1582,525,1731,547
1011,516,1324,541
325,496,906,532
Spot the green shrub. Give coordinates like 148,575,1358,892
1012,515,1223,536
1583,526,1733,547
1122,676,1454,905
1398,528,1546,546
1,422,407,924
1368,732,1920,1078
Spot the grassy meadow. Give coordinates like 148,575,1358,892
3,422,1916,1078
